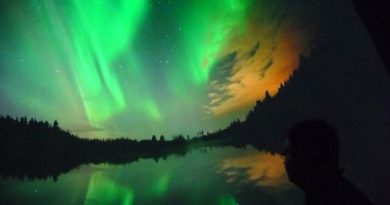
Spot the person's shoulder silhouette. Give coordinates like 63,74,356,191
283,119,373,205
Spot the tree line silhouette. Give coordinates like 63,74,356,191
197,44,390,155
0,115,191,180
196,43,390,204
0,114,248,181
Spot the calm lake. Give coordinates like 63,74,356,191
0,146,304,205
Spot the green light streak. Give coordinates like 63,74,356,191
67,0,149,126
180,0,253,84
144,100,162,121
84,172,134,205
152,173,170,196
219,195,238,205
8,0,150,128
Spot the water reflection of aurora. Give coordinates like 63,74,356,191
79,148,260,205
81,150,298,205
84,168,172,205
0,147,303,204
84,171,239,205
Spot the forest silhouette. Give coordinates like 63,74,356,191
0,115,198,180
0,114,249,181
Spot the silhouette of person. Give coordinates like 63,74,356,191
283,119,373,205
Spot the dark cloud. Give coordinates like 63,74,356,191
210,51,237,80
247,42,260,59
207,52,240,108
260,59,273,78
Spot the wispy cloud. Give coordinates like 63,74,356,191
205,13,311,117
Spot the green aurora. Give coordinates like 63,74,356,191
0,0,311,139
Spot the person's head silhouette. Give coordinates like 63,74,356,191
283,119,374,205
283,119,339,190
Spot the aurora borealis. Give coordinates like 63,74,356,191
1,0,390,204
0,0,312,139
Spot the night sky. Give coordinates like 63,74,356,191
0,0,312,139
